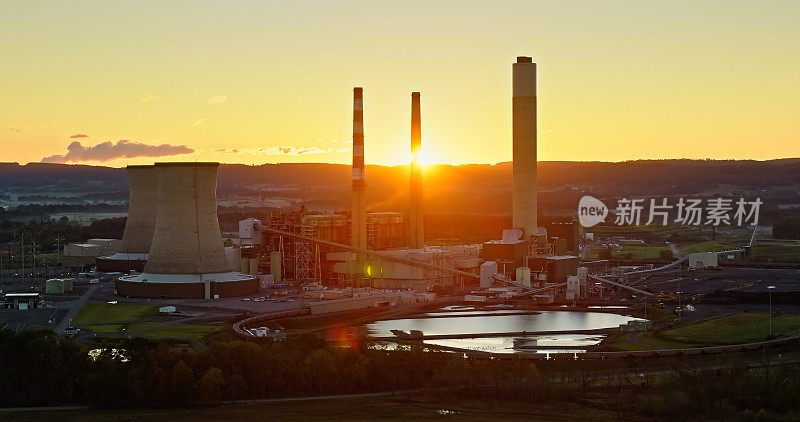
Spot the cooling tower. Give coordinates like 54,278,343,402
512,56,538,238
145,162,231,273
351,87,367,252
116,162,257,298
409,92,424,249
95,165,157,272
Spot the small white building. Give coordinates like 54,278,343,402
566,275,581,301
64,243,103,257
688,252,719,269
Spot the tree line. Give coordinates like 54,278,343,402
1,327,799,418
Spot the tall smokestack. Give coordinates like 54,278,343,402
409,92,424,249
512,56,537,238
351,87,367,252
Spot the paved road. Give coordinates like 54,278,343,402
55,284,98,334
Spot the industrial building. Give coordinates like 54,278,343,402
92,56,585,303
226,56,581,299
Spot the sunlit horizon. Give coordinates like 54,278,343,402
2,1,799,168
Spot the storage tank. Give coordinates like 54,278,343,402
225,246,241,271
480,261,498,289
515,267,531,287
270,251,282,284
45,279,64,294
249,258,259,275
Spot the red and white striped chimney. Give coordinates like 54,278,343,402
351,87,367,252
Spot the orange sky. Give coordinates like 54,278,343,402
1,1,798,167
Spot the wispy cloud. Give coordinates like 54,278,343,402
69,133,89,138
192,118,207,127
140,94,156,102
41,140,194,163
215,146,347,155
206,95,227,104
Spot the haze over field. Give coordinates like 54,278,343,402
2,160,799,217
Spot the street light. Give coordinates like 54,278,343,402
768,285,776,336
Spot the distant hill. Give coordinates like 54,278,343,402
2,159,800,216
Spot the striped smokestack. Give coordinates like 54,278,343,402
512,56,537,238
409,92,424,249
351,87,367,252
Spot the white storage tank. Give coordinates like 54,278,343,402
225,246,241,272
249,258,259,275
515,267,531,287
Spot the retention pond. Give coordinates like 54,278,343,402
367,308,644,355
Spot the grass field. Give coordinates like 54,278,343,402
591,225,697,239
661,313,800,344
678,240,739,254
597,331,699,351
74,303,159,325
614,245,672,260
749,239,800,262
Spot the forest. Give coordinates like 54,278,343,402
1,328,799,419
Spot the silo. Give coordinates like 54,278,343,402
249,258,259,275
115,162,258,299
270,251,282,284
96,165,157,272
45,279,64,294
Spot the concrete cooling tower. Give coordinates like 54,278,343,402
96,165,157,272
116,162,258,299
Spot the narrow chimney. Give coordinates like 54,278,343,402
351,87,367,252
409,92,424,249
512,57,537,238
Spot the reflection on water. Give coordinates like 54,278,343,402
423,309,536,317
368,310,640,337
587,305,629,309
367,310,643,354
